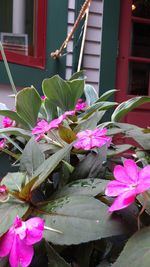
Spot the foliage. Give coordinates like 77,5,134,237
0,72,150,266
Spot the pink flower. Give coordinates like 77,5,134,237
32,111,76,138
32,120,50,135
0,185,7,193
2,116,13,128
105,159,150,212
0,216,44,267
74,128,111,150
64,110,75,117
75,99,87,111
0,139,6,150
0,185,8,202
49,115,64,129
41,95,47,101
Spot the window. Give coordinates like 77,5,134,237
0,0,47,68
116,0,150,126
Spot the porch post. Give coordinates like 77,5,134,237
12,0,25,34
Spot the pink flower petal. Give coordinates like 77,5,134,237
17,237,34,267
124,159,139,182
0,185,7,193
109,190,136,212
25,217,44,245
0,139,6,150
2,117,13,128
9,235,34,267
139,165,150,183
9,235,19,267
74,128,111,150
48,115,64,130
105,180,130,197
64,110,75,117
113,165,132,184
0,231,13,257
32,120,49,135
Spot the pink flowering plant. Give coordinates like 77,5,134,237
1,73,150,266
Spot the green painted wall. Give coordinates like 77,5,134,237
100,0,120,96
99,0,120,120
0,0,68,93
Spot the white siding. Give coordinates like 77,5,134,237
66,0,104,93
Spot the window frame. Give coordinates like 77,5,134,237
0,0,47,69
116,0,150,109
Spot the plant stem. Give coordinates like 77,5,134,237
2,148,20,160
0,42,17,95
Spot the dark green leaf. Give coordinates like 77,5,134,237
112,226,150,267
20,138,45,176
0,198,29,236
72,146,107,180
39,195,126,245
31,144,72,189
45,242,71,267
55,178,107,198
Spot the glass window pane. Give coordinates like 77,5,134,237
0,0,35,57
128,62,150,95
132,0,150,19
131,22,150,58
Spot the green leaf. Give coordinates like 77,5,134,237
0,110,29,128
74,111,102,133
44,98,57,122
111,96,150,122
42,75,84,111
97,89,117,102
112,226,150,267
0,198,29,236
43,75,71,111
84,84,98,106
2,172,27,192
69,70,85,81
55,178,107,198
45,242,71,267
107,144,132,156
67,79,85,109
16,87,42,128
20,138,45,176
0,127,31,140
126,129,150,150
81,101,117,120
39,195,126,245
71,146,107,180
58,126,76,143
31,143,72,190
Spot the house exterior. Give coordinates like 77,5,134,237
0,0,150,127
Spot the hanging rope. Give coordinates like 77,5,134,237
51,0,92,59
